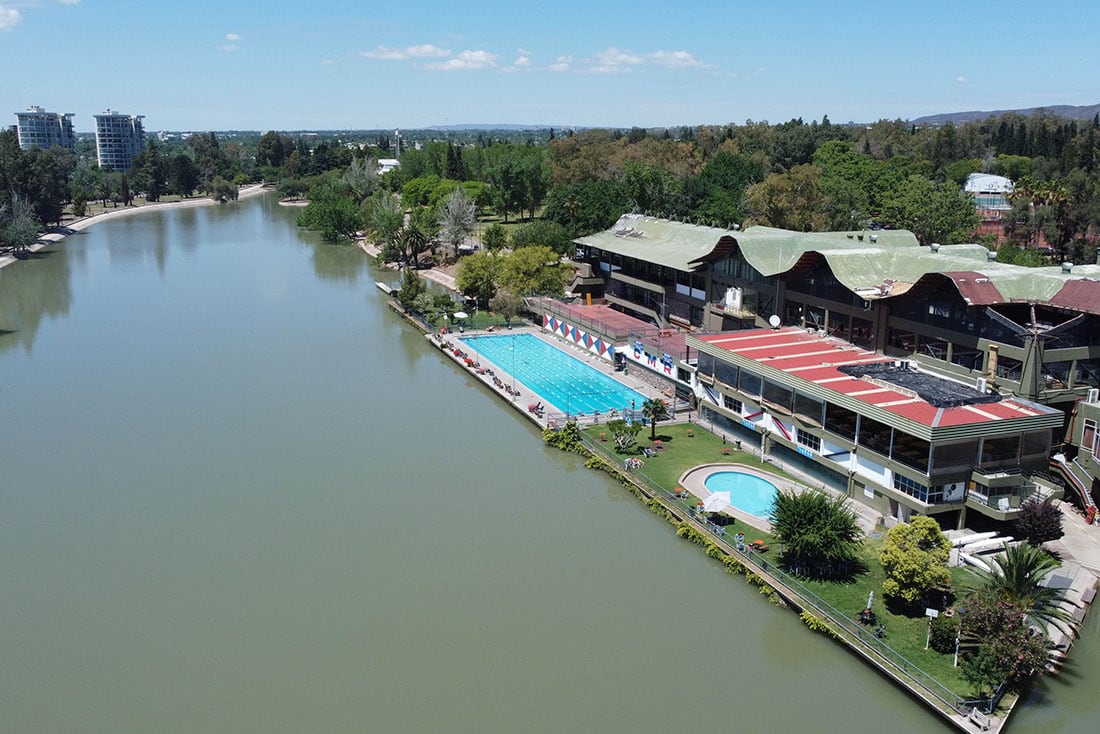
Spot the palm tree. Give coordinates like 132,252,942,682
975,543,1080,638
641,398,669,440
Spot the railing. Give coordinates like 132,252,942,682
572,428,999,717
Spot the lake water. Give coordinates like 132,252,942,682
1,195,1096,732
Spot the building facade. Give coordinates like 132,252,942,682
571,214,1100,522
94,110,145,171
15,106,76,150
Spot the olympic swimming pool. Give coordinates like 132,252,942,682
461,333,647,416
703,471,779,517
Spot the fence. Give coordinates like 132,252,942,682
574,429,1001,717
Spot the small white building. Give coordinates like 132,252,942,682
377,158,400,175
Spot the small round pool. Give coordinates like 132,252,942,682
703,471,779,517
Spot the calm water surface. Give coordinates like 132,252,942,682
1,196,1096,732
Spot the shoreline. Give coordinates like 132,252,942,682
0,183,271,270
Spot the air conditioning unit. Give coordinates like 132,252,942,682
976,377,988,393
1087,388,1100,404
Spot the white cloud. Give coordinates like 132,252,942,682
548,55,572,72
512,55,531,67
425,49,499,71
361,44,451,60
58,1,82,4
586,47,644,73
0,5,21,30
648,50,705,69
226,33,241,41
956,75,968,83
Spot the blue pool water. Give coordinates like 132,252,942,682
703,471,779,517
461,333,647,416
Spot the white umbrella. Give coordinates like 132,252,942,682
453,311,469,320
702,491,731,513
867,591,874,610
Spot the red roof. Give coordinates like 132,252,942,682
697,328,1054,429
1049,279,1100,315
943,271,1004,305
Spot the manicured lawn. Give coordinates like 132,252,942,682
581,419,983,700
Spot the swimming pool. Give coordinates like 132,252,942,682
461,333,647,416
703,471,779,517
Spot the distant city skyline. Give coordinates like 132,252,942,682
2,0,1097,132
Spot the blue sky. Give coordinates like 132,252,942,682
2,0,1097,132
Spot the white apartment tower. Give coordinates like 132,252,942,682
94,109,146,171
15,106,76,150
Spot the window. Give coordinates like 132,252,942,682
715,360,738,387
931,440,978,477
824,402,858,440
697,352,715,379
762,380,794,414
739,370,762,399
1084,420,1097,455
893,475,945,504
894,474,929,502
793,393,823,427
723,394,742,413
796,428,821,453
980,435,1020,469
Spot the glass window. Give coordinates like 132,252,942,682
1021,430,1051,466
697,351,714,378
796,428,821,452
980,435,1020,469
715,360,738,387
851,317,874,350
892,434,931,473
794,393,823,427
723,394,742,413
858,416,893,457
931,440,978,477
739,370,762,399
824,403,858,440
762,380,794,413
1083,420,1097,455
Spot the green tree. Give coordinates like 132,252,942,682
1014,497,1065,546
508,219,572,255
769,490,863,578
167,153,200,198
972,543,1079,638
363,190,404,261
297,180,360,242
456,250,499,305
489,289,524,327
878,175,978,244
210,176,238,203
879,516,952,607
1,193,41,254
396,266,425,310
641,398,669,440
958,588,1053,692
481,222,508,251
744,165,829,231
341,156,379,203
497,245,570,296
606,418,643,453
438,187,477,260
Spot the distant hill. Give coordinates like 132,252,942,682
912,103,1100,126
427,124,559,131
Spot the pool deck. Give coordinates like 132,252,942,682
429,325,670,429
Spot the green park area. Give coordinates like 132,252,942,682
574,420,1069,705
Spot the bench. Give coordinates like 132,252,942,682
968,708,991,731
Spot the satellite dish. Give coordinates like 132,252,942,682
768,314,781,329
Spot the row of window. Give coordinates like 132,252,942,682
701,349,1052,475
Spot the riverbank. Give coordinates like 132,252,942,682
0,184,271,270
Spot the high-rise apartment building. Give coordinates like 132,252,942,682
15,106,76,150
94,109,145,171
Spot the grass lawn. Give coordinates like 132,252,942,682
581,419,983,700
